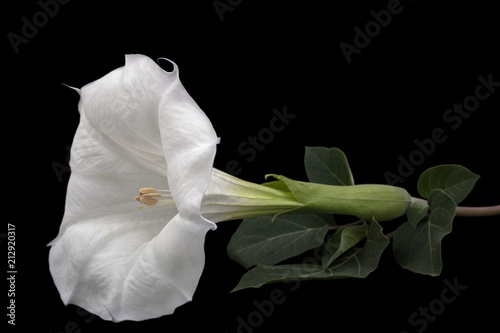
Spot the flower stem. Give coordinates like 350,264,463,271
455,205,500,217
384,204,500,239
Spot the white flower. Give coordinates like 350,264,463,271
49,54,302,322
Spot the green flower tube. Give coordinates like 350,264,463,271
265,175,412,221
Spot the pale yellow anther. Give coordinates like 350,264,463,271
139,197,159,205
135,188,173,208
139,188,157,196
142,192,162,197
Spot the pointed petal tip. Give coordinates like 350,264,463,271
61,83,81,94
47,236,59,247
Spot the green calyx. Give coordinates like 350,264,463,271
264,174,412,221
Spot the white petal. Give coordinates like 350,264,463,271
157,60,219,221
51,55,173,242
77,54,176,175
49,210,212,321
50,54,218,321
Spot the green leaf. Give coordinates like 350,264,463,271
322,223,367,269
325,219,390,276
417,165,480,204
227,213,332,269
393,189,457,276
232,220,389,291
305,147,354,186
407,200,429,228
232,264,332,292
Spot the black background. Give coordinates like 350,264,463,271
4,0,499,332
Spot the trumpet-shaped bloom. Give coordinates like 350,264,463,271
49,54,302,322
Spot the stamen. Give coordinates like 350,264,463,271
139,197,159,205
142,192,162,197
135,188,175,208
139,188,157,196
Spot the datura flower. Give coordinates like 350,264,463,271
48,54,303,322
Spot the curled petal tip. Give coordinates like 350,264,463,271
156,57,179,74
